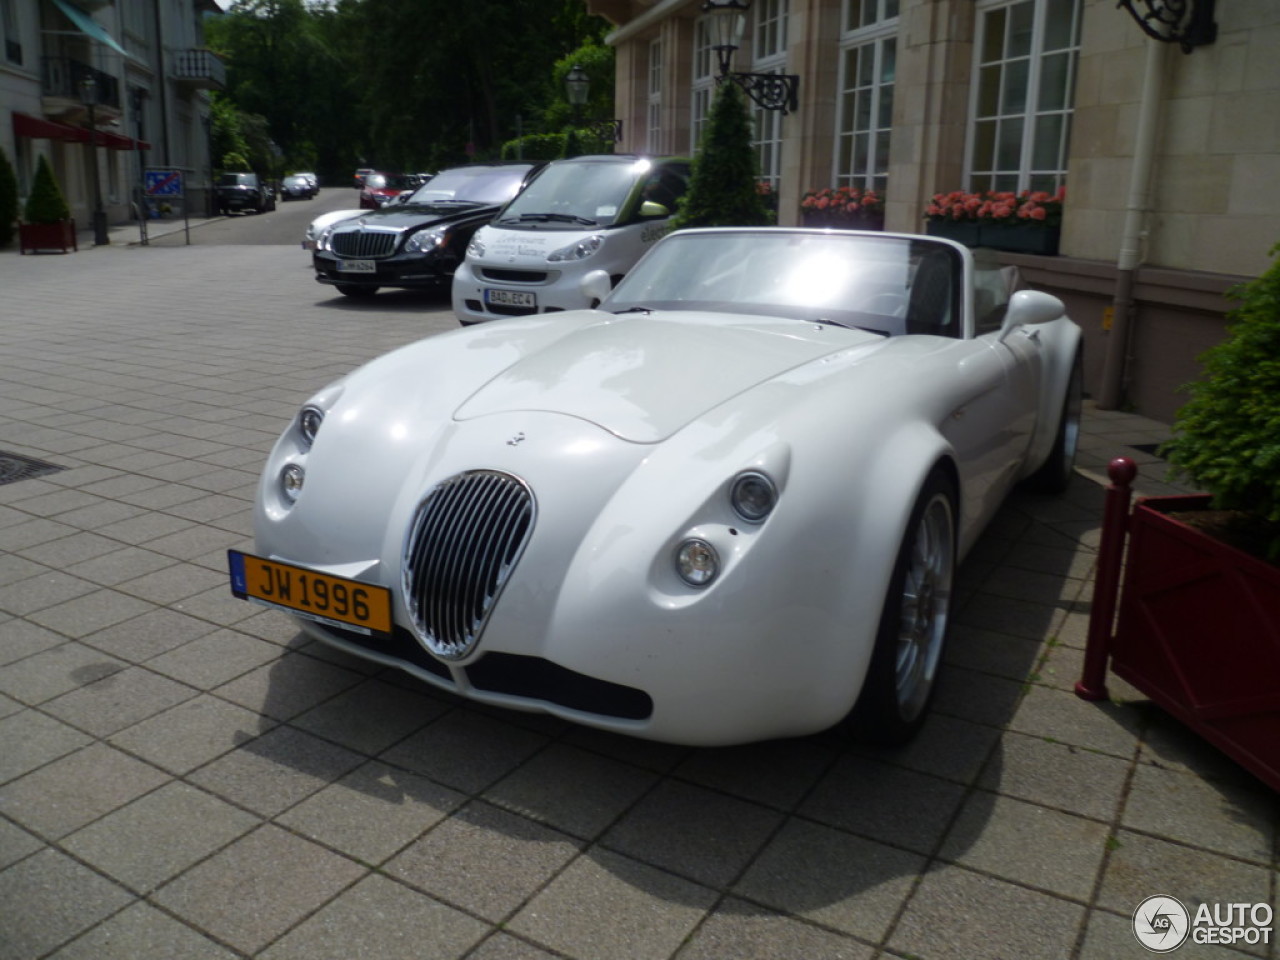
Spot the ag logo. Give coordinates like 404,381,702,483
1133,895,1190,953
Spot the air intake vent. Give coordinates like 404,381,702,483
331,230,397,258
402,471,535,659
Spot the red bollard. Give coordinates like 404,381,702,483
1075,457,1138,701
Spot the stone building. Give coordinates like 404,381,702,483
586,0,1279,420
2,0,224,237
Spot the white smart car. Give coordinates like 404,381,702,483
452,154,690,325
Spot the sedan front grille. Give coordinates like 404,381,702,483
331,230,398,259
403,470,535,660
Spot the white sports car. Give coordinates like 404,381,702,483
230,228,1083,746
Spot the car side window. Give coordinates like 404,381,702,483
904,247,962,338
641,165,690,215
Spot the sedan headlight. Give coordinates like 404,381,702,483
406,227,448,253
676,539,720,587
547,235,603,262
730,471,777,523
316,225,337,251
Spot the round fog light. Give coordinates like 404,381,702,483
676,538,720,587
730,471,777,523
280,463,305,502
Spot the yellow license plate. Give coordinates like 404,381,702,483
228,550,392,636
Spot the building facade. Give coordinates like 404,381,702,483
587,0,1280,420
2,0,224,235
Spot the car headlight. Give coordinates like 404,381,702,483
730,471,777,523
548,234,604,262
406,227,448,253
676,539,720,587
466,235,485,258
316,225,337,251
298,405,324,448
280,463,306,503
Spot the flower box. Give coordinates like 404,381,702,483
803,211,885,232
926,220,1059,255
1080,463,1280,792
19,219,77,255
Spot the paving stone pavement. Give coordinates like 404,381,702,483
0,221,1275,960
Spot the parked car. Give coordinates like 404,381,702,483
215,172,275,215
294,171,319,190
453,154,690,325
232,227,1084,746
358,173,422,209
281,174,319,200
312,163,541,298
301,208,363,250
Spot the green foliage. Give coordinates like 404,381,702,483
670,82,771,230
1164,242,1280,559
545,42,616,132
23,155,70,225
501,133,567,162
0,147,18,248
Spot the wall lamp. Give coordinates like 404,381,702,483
1117,0,1217,53
702,0,799,115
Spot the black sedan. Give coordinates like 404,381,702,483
313,164,540,298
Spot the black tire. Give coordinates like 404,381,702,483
848,468,957,745
336,284,379,298
1023,346,1083,494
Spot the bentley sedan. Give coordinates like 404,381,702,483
233,228,1083,746
313,164,540,298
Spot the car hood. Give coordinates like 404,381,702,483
334,202,497,232
450,312,885,443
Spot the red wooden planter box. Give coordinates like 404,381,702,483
19,219,77,254
1080,463,1280,792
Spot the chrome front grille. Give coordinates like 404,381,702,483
331,230,397,259
403,471,535,660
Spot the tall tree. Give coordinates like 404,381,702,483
671,81,771,229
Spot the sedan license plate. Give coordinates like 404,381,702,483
228,550,392,636
484,288,536,308
337,259,377,273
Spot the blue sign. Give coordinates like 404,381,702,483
145,170,184,197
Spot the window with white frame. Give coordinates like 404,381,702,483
968,0,1080,193
836,0,899,194
748,0,788,189
2,0,22,66
690,17,714,151
647,38,663,155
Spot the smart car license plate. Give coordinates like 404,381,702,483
228,550,392,636
484,289,536,308
337,259,377,273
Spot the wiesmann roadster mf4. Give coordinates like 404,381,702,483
230,228,1083,747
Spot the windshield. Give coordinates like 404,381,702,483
218,173,254,186
500,159,648,227
605,230,964,338
407,166,531,205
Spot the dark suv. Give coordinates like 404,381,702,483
216,172,275,215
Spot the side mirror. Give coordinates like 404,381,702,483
998,290,1065,341
638,200,670,219
580,270,613,307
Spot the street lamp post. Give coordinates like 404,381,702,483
563,64,622,144
701,0,800,115
80,75,109,246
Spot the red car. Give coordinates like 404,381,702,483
359,173,422,209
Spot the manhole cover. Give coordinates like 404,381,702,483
0,451,67,486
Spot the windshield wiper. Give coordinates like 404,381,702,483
612,306,654,315
505,212,599,226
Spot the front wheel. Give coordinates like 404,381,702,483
336,284,379,298
848,469,957,745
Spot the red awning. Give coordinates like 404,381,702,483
95,129,149,151
12,112,87,143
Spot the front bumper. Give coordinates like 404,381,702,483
313,251,455,289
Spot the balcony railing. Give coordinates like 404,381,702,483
173,48,226,90
41,57,120,109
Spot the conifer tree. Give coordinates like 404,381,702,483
0,147,17,247
23,154,71,225
670,80,770,230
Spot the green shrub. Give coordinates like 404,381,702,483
500,134,566,163
670,81,771,230
0,147,17,247
23,154,70,224
1164,242,1280,559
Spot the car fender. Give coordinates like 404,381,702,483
1020,315,1083,479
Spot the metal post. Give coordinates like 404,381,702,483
86,99,109,246
1075,457,1138,701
